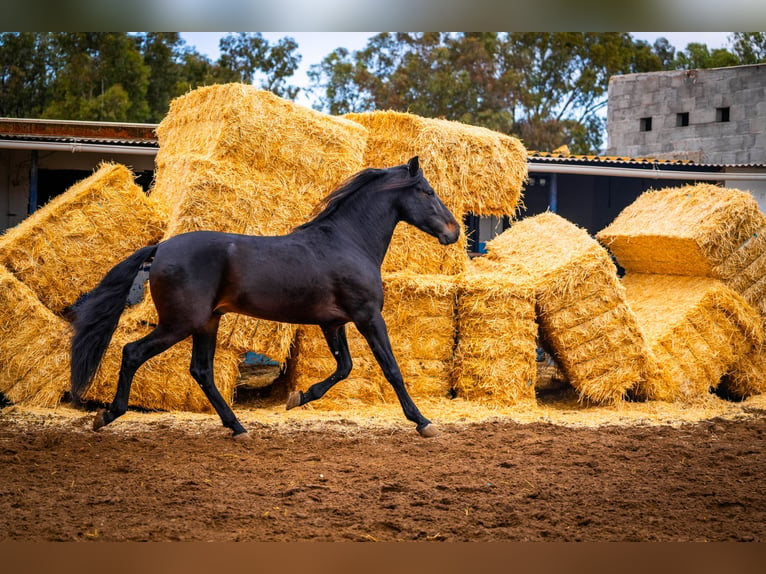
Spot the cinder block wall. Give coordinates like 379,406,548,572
606,65,766,165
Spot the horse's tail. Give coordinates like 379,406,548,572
70,244,158,404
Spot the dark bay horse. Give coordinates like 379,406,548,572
70,157,460,439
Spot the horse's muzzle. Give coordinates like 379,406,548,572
438,221,460,245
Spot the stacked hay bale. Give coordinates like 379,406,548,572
451,271,538,405
597,183,766,400
289,111,528,407
0,163,166,407
0,162,166,314
619,274,762,401
0,265,71,407
290,273,457,407
472,212,660,404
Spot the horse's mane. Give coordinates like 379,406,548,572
296,164,414,230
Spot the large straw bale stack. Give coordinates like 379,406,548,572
148,84,369,366
81,294,241,412
475,212,659,404
597,183,766,400
0,163,166,314
452,270,538,405
621,273,763,401
344,110,527,275
0,265,70,407
289,273,457,408
597,184,766,290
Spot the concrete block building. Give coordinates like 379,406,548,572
606,64,765,165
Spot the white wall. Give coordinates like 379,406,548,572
0,148,155,232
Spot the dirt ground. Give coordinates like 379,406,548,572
2,375,765,543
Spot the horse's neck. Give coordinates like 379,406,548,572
324,193,400,267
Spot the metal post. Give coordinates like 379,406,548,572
28,150,38,214
549,172,558,213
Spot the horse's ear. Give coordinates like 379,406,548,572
408,156,419,177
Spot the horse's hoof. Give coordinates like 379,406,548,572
418,424,440,438
93,409,108,432
233,431,251,442
286,391,302,410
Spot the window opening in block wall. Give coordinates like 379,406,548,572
716,107,730,122
676,112,689,127
639,117,652,132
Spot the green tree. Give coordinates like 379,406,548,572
0,32,55,117
729,32,766,64
139,32,187,123
43,33,150,122
217,32,301,99
308,33,516,131
1,32,303,123
673,42,739,69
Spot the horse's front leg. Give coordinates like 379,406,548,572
355,313,439,438
287,324,352,409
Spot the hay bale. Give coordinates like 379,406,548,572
452,271,538,405
0,163,166,314
722,343,766,399
0,265,70,407
475,212,659,404
148,84,369,366
712,225,766,316
288,273,457,408
82,295,241,413
597,183,766,281
622,273,764,401
153,84,368,227
344,110,527,275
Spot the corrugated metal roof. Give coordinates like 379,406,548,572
0,118,159,148
527,149,765,170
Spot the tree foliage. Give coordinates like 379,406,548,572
0,32,301,123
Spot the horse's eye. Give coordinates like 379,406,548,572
421,188,435,197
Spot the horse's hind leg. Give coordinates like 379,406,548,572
94,326,187,431
287,324,352,409
189,317,248,439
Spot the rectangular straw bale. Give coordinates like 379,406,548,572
597,183,766,278
621,273,764,401
0,265,70,407
152,84,368,217
288,273,457,409
345,110,527,275
0,162,166,314
82,296,241,413
452,271,538,405
475,212,659,404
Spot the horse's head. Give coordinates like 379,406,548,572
396,157,460,245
